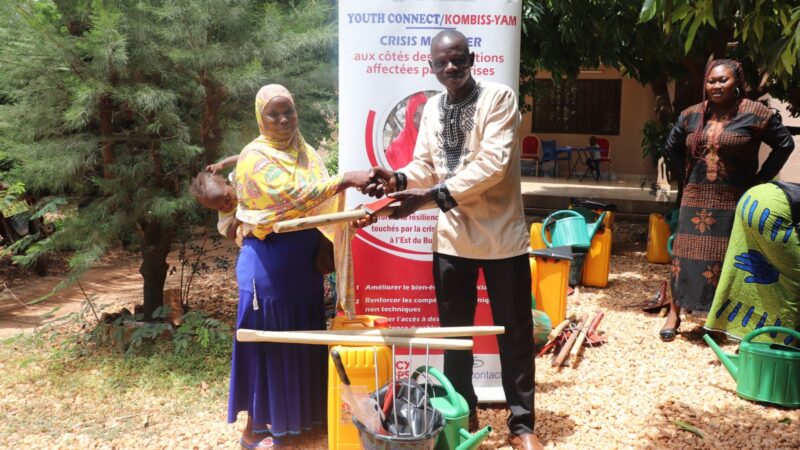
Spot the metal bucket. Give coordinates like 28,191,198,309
353,413,444,450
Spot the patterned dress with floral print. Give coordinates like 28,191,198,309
664,99,794,311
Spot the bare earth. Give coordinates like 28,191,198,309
1,222,798,449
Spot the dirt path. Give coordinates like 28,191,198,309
0,237,238,339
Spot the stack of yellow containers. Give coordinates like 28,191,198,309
327,315,392,450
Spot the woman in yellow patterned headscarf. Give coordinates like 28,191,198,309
227,84,370,448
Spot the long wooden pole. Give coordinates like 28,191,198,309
273,208,394,233
303,326,504,338
236,329,473,350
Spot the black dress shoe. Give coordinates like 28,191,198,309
659,318,681,342
659,328,677,341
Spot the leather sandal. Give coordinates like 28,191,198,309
240,436,278,449
641,280,669,313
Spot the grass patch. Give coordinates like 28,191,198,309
0,322,232,444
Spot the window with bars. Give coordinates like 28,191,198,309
532,79,622,135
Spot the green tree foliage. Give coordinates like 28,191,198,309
639,0,800,116
522,1,800,116
521,0,800,185
0,0,336,319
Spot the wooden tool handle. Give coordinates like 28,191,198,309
547,315,576,342
236,329,473,350
273,207,396,233
586,311,605,335
307,326,505,338
570,314,593,355
273,209,368,233
552,317,584,367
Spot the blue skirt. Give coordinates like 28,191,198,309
227,229,327,436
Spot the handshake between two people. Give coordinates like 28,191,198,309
345,166,434,229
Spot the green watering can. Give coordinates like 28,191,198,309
704,326,800,408
412,366,492,450
542,209,607,249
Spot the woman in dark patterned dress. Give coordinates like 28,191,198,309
660,59,795,341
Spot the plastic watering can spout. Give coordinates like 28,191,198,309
586,211,607,240
703,334,738,381
455,425,492,450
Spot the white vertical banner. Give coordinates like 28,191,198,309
339,0,522,401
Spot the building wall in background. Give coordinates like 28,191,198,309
520,67,659,180
760,97,800,183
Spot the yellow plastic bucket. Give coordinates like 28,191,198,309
327,316,392,450
646,213,671,264
331,314,390,330
529,257,537,302
529,222,548,251
581,228,612,288
530,247,572,324
601,211,614,228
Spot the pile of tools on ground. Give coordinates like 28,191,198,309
534,306,607,368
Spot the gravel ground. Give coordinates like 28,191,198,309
2,221,798,449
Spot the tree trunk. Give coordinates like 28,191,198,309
139,221,175,321
199,71,228,164
650,78,673,125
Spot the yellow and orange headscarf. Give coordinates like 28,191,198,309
235,84,342,240
235,84,355,312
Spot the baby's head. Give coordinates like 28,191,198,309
191,172,236,212
589,136,597,147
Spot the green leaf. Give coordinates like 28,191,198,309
672,3,694,22
795,25,800,49
778,417,792,424
685,19,702,54
781,46,795,74
705,4,716,28
673,420,706,439
639,0,658,23
29,197,67,220
754,18,764,42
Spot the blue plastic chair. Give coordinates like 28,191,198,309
540,140,571,177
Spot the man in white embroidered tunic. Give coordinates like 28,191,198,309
364,30,542,450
